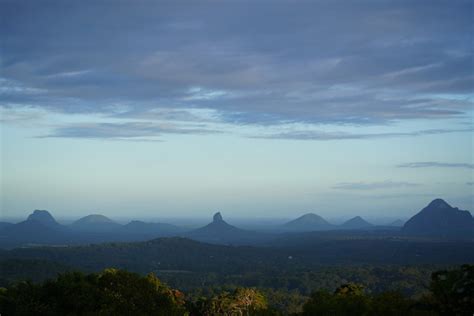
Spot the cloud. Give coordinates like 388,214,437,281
0,106,46,124
333,181,421,190
252,127,473,141
467,182,474,186
38,122,221,141
112,107,220,123
397,162,474,169
0,1,472,125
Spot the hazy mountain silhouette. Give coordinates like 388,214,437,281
0,210,68,248
388,219,405,227
282,213,334,232
70,214,121,232
186,212,268,244
121,220,185,236
402,199,474,238
27,210,61,228
1,199,471,249
340,216,373,230
0,222,13,230
0,210,188,248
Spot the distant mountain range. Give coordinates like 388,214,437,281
281,213,373,232
0,198,472,248
0,210,185,248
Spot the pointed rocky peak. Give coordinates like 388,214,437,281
187,211,249,243
27,210,59,227
403,199,473,237
213,212,224,223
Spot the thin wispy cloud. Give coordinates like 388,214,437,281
38,122,222,141
0,106,46,124
397,162,474,170
252,128,473,141
333,181,421,190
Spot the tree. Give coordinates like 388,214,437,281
0,269,187,315
430,264,474,315
196,288,270,316
302,283,370,316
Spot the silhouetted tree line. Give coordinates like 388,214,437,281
0,265,472,315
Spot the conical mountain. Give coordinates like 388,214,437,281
186,212,265,244
282,213,334,232
340,216,373,230
403,199,474,238
27,210,60,227
191,212,243,235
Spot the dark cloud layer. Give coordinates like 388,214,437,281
1,0,473,126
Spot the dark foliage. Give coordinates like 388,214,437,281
0,265,472,315
0,269,186,316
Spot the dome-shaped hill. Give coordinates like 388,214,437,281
27,210,60,227
71,214,121,232
282,213,334,232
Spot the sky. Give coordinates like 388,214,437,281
0,0,473,220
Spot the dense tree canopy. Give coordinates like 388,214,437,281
0,265,472,315
301,266,474,315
